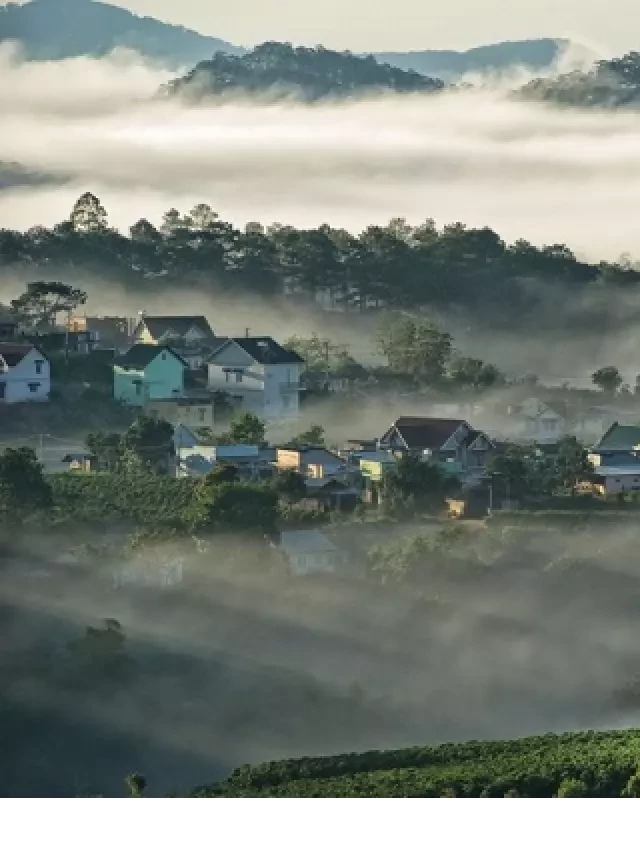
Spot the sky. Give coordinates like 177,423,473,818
4,0,637,54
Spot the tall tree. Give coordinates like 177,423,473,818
0,447,52,517
377,317,452,384
70,192,108,233
11,281,87,330
592,366,623,395
121,415,174,470
228,412,266,446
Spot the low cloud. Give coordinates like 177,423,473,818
2,46,640,261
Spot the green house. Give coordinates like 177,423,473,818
114,344,187,407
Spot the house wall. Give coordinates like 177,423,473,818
276,448,303,470
602,473,640,495
288,551,337,575
114,352,184,407
145,399,215,429
0,349,50,403
208,346,301,419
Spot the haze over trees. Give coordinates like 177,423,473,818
3,194,639,333
163,42,445,101
521,52,640,108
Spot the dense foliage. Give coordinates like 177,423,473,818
521,51,640,108
3,194,637,333
192,729,640,797
49,469,278,532
164,42,445,101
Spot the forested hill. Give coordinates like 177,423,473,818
376,38,569,81
192,729,640,797
520,52,640,108
163,42,446,101
2,193,640,332
0,0,241,64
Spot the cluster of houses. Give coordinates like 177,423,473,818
0,311,305,420
4,310,640,509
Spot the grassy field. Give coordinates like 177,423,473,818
190,729,640,797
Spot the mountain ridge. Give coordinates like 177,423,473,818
1,0,573,80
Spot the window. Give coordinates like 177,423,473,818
0,382,5,399
135,383,142,396
28,383,40,393
225,371,230,383
235,371,243,383
199,408,206,422
34,360,44,375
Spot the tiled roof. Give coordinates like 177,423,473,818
386,417,468,450
140,315,214,340
115,344,187,370
0,343,41,367
594,422,640,451
211,337,304,365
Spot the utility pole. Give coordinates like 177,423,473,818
64,308,71,365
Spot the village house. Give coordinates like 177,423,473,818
131,313,218,370
276,530,346,576
275,446,350,486
68,315,133,353
585,422,640,496
176,443,273,479
113,344,186,406
145,396,215,430
378,417,495,483
207,336,305,420
0,343,50,403
506,398,567,445
62,452,98,473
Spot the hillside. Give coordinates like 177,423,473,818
375,38,569,81
163,42,446,101
520,51,640,108
192,729,640,797
0,0,241,64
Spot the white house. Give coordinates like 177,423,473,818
507,398,567,445
207,337,304,420
0,344,50,403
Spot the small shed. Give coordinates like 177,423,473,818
62,452,97,473
278,530,344,576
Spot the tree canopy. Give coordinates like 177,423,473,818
164,42,445,101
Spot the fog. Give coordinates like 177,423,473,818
5,519,640,797
3,46,640,261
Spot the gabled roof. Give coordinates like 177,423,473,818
593,422,640,452
383,417,468,451
279,530,338,555
115,344,187,370
278,446,343,465
138,315,214,340
210,337,304,365
0,342,45,367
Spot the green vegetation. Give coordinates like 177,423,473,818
3,193,638,334
191,729,640,797
49,469,278,532
521,51,640,108
164,42,445,101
